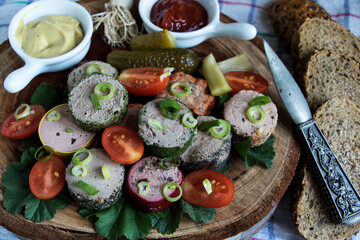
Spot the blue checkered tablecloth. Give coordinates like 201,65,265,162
1,0,360,240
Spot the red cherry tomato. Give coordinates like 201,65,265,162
1,104,45,140
225,71,269,95
29,155,66,200
118,67,171,96
102,125,144,164
182,169,234,208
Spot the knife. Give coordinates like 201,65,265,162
263,39,360,225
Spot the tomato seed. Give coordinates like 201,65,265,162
26,120,31,126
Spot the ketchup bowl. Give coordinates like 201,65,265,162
4,0,93,94
139,0,257,48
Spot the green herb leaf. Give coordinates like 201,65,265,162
18,137,41,152
218,158,232,174
180,199,216,224
247,135,276,168
233,134,275,168
31,82,59,111
151,204,182,235
89,198,152,240
148,118,169,130
25,192,71,223
1,147,70,222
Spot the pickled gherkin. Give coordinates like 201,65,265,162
106,49,200,74
130,30,176,50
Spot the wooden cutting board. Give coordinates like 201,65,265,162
0,0,301,239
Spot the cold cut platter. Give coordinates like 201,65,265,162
0,0,300,239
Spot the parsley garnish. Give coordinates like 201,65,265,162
31,82,59,111
151,204,182,235
1,147,70,222
233,134,276,168
181,199,216,224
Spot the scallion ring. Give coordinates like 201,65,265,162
163,182,182,202
209,120,231,139
72,148,92,165
170,82,191,97
65,128,73,133
91,93,102,110
46,109,61,122
159,157,180,170
86,64,105,75
14,104,34,120
159,98,180,120
199,119,222,132
34,145,54,162
137,181,150,196
203,179,213,194
75,180,99,195
94,82,114,100
72,164,88,177
148,118,169,130
246,106,266,124
249,96,272,106
182,112,197,128
102,165,110,179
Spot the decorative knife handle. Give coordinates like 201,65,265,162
298,119,360,224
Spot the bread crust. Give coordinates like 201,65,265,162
292,98,360,240
267,0,330,51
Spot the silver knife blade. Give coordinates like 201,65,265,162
263,40,311,125
263,39,360,225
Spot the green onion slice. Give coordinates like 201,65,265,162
203,179,213,194
46,109,61,122
159,157,180,170
65,128,73,133
148,118,169,130
199,120,222,131
209,120,231,139
34,145,54,162
75,180,99,195
14,104,34,120
163,182,182,202
159,98,180,120
170,82,191,97
72,164,88,177
94,82,114,100
72,148,92,165
137,181,150,196
246,106,266,124
182,112,197,128
102,165,110,179
249,96,272,106
91,93,102,110
86,64,105,75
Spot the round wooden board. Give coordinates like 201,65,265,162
0,1,301,239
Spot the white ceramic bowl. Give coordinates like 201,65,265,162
4,0,93,93
139,0,257,48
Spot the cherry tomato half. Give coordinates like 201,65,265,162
118,67,170,96
29,155,66,200
1,104,45,140
182,169,234,208
225,71,269,95
102,125,144,164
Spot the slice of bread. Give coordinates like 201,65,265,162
291,18,360,85
292,98,360,240
268,0,330,51
304,50,360,112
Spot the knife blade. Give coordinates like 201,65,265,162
263,39,360,225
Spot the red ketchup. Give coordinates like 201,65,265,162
150,0,208,32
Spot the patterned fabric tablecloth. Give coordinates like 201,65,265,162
1,0,360,239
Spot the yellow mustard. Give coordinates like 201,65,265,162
15,15,84,58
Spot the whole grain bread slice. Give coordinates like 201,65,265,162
267,0,331,51
304,49,360,112
292,98,360,240
291,18,360,85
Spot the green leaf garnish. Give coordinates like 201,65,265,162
31,82,59,111
80,198,152,240
151,204,182,235
233,134,276,168
1,147,70,222
180,199,216,224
